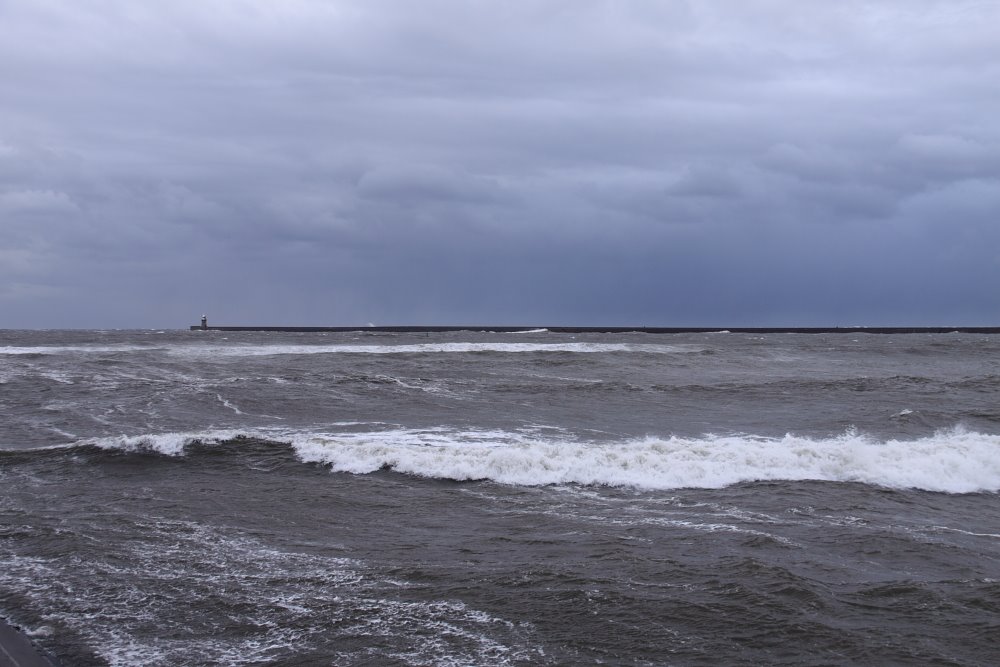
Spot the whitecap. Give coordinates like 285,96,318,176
72,425,1000,494
288,426,1000,494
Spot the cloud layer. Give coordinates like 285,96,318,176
2,1,999,327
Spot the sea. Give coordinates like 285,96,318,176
1,329,999,666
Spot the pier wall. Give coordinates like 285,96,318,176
189,325,1000,334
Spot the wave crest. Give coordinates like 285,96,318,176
1,342,703,357
286,427,1000,493
71,426,1000,494
88,430,250,456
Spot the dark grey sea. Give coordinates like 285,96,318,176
2,329,999,665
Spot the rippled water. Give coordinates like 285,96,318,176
2,329,999,665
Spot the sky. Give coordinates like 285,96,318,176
2,0,999,328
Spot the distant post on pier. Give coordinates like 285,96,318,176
201,315,208,330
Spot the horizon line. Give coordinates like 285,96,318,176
188,324,1000,334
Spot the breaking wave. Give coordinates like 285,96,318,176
0,342,703,357
0,345,162,355
174,342,702,356
68,426,1000,494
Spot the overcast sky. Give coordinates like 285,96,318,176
2,1,999,327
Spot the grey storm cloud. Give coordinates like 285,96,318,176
1,0,999,327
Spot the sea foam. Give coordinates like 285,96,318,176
88,430,250,456
289,427,1000,493
81,427,1000,494
0,345,160,355
0,342,703,357
172,342,701,357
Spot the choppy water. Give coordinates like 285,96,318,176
2,329,999,665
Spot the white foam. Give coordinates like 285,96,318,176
0,345,159,355
928,525,1000,538
171,342,702,357
215,394,245,415
288,427,1000,494
83,429,255,456
72,426,1000,493
0,341,703,358
0,519,533,666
